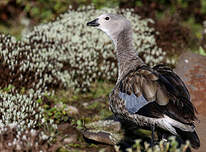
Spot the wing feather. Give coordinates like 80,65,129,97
117,64,198,124
153,64,197,121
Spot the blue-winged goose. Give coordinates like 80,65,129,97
87,14,200,149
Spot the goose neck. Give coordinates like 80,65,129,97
114,29,144,81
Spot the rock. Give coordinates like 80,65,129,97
83,130,120,145
66,106,79,115
56,103,79,115
63,134,77,144
16,144,21,151
174,52,206,115
83,120,123,145
82,102,89,107
85,120,121,132
82,119,153,147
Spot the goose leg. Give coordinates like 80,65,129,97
151,125,155,149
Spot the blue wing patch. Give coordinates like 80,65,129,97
119,92,149,114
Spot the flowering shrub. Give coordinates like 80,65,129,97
0,88,58,151
0,126,59,151
0,91,43,131
1,6,171,92
22,5,170,91
0,33,69,92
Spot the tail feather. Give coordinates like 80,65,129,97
175,127,200,149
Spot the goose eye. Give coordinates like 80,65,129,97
105,17,110,20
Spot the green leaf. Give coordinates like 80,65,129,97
31,7,40,16
36,98,42,104
77,120,82,126
199,47,206,56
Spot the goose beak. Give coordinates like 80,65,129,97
87,18,99,27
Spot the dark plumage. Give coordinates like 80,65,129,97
87,13,200,149
110,64,199,148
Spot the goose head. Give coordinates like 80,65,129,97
87,14,132,42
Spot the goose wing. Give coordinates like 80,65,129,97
118,64,197,124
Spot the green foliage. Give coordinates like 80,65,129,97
176,0,188,9
15,0,71,22
91,0,119,8
198,47,206,56
119,136,190,152
20,6,168,91
43,102,70,124
2,84,15,92
200,0,206,14
183,17,203,39
135,1,143,7
88,81,114,98
0,24,23,40
76,119,84,129
0,0,10,5
10,0,119,23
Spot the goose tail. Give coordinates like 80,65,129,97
175,127,200,149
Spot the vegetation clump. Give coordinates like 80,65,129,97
22,5,172,91
0,86,58,151
116,137,191,152
0,6,172,92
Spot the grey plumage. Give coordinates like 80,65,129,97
87,13,200,149
119,92,150,114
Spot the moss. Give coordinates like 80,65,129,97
57,148,69,152
42,81,113,131
90,81,114,98
183,17,203,39
99,108,112,119
0,24,24,40
192,47,206,56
